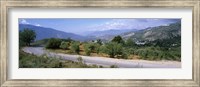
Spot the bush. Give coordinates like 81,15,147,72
83,43,101,56
45,38,62,49
133,47,181,61
102,42,123,58
121,48,130,59
19,51,99,68
70,42,80,54
125,38,135,47
83,43,92,56
60,41,70,50
19,51,62,68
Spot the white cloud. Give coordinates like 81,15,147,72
89,19,139,31
35,24,41,26
87,19,179,31
20,19,30,24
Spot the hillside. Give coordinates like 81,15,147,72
19,24,88,41
121,22,181,41
86,29,137,40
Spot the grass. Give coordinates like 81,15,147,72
19,50,105,68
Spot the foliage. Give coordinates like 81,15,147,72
42,27,181,61
60,41,70,50
132,46,181,61
19,51,99,68
19,39,26,49
70,42,80,54
83,43,92,56
111,35,125,44
83,43,101,56
45,38,62,49
19,29,36,46
125,38,135,47
102,42,123,58
19,51,62,68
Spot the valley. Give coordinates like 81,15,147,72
19,20,181,68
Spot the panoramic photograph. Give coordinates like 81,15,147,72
19,18,181,68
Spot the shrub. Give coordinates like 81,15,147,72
60,41,70,50
103,42,123,58
83,43,92,56
19,51,99,68
70,42,80,54
45,38,62,49
125,38,135,47
121,49,129,59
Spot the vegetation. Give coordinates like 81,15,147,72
43,34,181,61
19,51,100,68
125,38,135,47
101,42,123,58
19,22,181,68
60,41,70,50
45,38,62,49
19,29,36,47
111,35,125,44
70,42,80,54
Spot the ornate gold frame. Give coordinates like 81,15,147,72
1,0,200,86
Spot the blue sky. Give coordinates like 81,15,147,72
19,18,180,35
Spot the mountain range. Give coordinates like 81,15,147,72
121,22,181,41
19,24,89,41
19,21,181,42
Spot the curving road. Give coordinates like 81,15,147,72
22,47,181,68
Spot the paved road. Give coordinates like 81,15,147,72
22,47,181,68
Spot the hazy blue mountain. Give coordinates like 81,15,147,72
84,29,138,41
19,24,88,41
121,22,181,41
87,29,137,37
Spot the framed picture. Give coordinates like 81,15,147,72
1,0,199,86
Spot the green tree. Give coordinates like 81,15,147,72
103,42,123,58
19,29,36,46
59,41,70,50
111,35,124,44
83,43,92,56
94,43,101,54
70,42,80,54
45,38,62,49
121,48,130,59
125,38,135,47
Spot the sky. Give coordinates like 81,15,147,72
19,18,180,35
